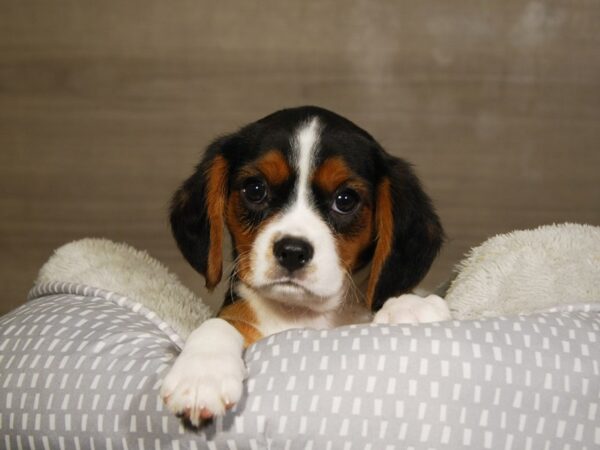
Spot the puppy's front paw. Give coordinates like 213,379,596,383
161,351,246,426
373,294,451,324
160,318,246,427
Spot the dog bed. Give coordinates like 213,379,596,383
1,224,599,449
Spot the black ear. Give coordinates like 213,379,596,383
170,136,232,290
367,155,444,311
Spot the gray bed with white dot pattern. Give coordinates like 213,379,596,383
1,280,599,449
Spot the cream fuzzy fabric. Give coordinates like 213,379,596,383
36,238,212,339
446,223,600,319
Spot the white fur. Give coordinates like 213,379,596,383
293,117,319,202
35,238,211,339
160,318,245,426
373,294,451,324
249,118,347,312
238,284,371,336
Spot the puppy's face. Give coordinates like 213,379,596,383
226,118,375,312
171,106,443,312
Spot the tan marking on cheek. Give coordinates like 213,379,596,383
366,178,394,308
256,149,291,186
226,193,277,283
336,205,374,271
205,155,228,289
218,300,263,347
312,156,353,193
225,193,254,282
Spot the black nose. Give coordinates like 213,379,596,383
273,237,314,272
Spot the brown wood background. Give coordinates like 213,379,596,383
1,1,599,315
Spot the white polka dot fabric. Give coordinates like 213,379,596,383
1,281,599,449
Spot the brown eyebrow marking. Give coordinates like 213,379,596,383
312,156,353,193
254,149,292,185
312,156,370,197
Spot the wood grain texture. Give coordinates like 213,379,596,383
1,1,599,314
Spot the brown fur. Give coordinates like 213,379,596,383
218,300,263,347
366,178,394,308
312,156,352,193
255,149,291,186
205,156,229,289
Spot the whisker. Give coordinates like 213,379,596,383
224,249,252,303
343,267,366,307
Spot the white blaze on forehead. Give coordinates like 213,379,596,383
292,117,320,204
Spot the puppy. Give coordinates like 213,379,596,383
161,106,451,426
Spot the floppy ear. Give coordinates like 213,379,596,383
366,155,444,311
170,136,231,290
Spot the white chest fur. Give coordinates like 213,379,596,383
236,284,372,336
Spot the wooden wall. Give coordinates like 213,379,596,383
1,1,599,314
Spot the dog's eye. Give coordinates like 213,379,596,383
241,177,268,204
332,188,360,215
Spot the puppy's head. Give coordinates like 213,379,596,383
171,106,443,312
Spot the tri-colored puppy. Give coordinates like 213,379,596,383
161,106,451,426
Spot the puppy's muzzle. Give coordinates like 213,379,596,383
273,236,314,272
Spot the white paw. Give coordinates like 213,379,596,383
160,318,246,426
161,351,245,426
373,294,451,324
